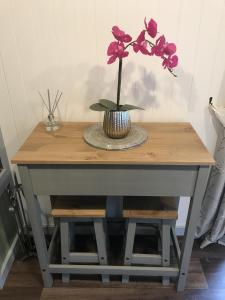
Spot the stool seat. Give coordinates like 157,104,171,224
50,196,106,218
123,196,178,219
123,209,177,219
51,208,105,218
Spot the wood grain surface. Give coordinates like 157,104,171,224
11,122,215,166
123,209,178,220
50,196,106,218
50,209,105,218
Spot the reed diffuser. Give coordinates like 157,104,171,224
39,89,62,132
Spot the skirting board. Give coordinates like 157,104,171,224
0,234,18,289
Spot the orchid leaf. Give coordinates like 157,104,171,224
99,99,118,110
120,104,144,111
89,103,107,111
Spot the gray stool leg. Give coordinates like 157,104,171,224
60,220,70,283
94,218,110,283
162,219,171,286
122,220,136,283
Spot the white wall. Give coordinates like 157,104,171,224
1,0,225,229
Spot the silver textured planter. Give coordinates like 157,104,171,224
103,110,131,139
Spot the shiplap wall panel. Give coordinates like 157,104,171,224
207,1,225,107
1,0,225,227
151,0,183,122
0,55,20,157
90,0,117,123
176,0,204,111
0,0,38,145
191,0,223,91
188,0,225,145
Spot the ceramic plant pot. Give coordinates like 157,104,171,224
103,110,131,139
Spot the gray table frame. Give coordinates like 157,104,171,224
18,163,210,291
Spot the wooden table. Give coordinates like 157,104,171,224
12,122,214,291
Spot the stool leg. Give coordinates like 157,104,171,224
122,220,136,283
94,218,110,283
162,219,171,286
60,220,70,283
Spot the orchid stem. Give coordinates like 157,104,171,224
146,40,177,77
124,41,136,50
117,58,123,110
115,36,176,109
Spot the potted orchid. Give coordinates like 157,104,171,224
90,18,178,139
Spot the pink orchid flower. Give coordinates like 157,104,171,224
133,30,151,55
107,41,129,64
151,35,177,57
150,35,166,57
144,18,157,38
112,26,132,43
162,55,178,69
164,43,176,56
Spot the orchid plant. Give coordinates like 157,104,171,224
90,18,178,112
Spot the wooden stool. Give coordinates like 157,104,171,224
122,196,178,285
50,196,109,283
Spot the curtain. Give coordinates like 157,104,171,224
196,101,225,248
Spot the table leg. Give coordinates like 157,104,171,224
106,196,123,218
18,166,53,287
122,220,136,283
94,218,110,283
177,166,210,291
60,220,70,283
162,219,171,286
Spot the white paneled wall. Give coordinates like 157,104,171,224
1,0,225,229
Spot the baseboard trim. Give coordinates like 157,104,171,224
0,234,18,289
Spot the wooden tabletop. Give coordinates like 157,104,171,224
11,122,215,166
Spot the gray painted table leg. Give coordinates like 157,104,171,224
162,219,171,286
94,218,110,283
106,196,123,218
18,165,53,287
177,166,210,291
122,220,136,283
60,220,70,283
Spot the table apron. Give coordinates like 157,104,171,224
27,165,198,197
